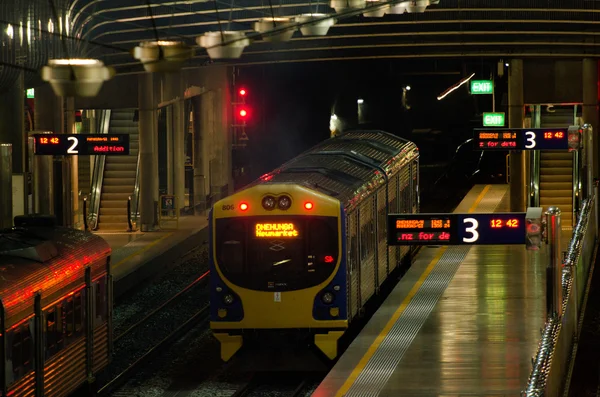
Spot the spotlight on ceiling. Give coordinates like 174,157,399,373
295,14,336,36
254,17,295,42
363,0,389,17
132,40,193,73
405,0,429,13
41,58,115,97
196,31,251,60
330,0,367,13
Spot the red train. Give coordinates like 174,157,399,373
0,215,112,397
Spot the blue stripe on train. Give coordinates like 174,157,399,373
312,207,348,321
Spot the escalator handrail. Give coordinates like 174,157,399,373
131,143,141,223
88,109,111,230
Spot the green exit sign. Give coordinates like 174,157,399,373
471,80,494,95
483,112,505,126
26,88,34,98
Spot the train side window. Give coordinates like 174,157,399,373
45,308,59,357
95,277,107,325
74,292,83,333
8,322,34,383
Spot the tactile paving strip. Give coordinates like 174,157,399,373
344,187,507,397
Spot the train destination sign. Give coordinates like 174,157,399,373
387,212,526,246
474,128,573,151
33,134,130,156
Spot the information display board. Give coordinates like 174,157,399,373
32,134,130,155
474,128,571,151
388,212,526,246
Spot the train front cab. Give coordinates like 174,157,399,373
210,184,347,361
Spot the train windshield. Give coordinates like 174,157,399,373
215,215,339,291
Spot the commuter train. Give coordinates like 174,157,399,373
209,130,419,361
0,215,112,397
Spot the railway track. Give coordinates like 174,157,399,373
231,372,320,397
97,271,211,396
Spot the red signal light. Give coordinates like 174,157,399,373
239,88,246,96
304,202,313,210
240,202,248,211
239,108,248,118
324,255,334,263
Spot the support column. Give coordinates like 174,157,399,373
583,58,599,181
0,144,12,228
164,72,185,215
0,73,26,214
509,59,526,212
35,84,68,223
139,73,157,231
66,97,76,227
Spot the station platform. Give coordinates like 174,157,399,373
313,184,570,397
95,215,208,297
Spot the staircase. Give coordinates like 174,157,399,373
538,108,575,228
540,152,573,227
97,110,139,231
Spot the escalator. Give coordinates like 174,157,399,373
89,109,140,231
536,106,578,227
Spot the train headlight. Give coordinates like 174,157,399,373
262,195,276,210
278,195,292,210
223,294,235,305
321,292,335,305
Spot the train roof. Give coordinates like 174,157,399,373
251,130,419,210
0,226,111,326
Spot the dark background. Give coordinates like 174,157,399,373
236,58,508,180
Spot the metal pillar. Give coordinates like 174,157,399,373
509,59,526,212
139,72,157,231
0,144,12,228
545,206,563,319
28,132,54,214
583,59,599,181
165,72,185,215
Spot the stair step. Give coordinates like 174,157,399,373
539,182,572,190
539,189,572,198
99,207,128,216
97,222,130,232
100,199,129,208
540,167,572,176
98,214,128,223
105,170,136,179
541,152,573,160
107,156,137,164
540,160,573,168
540,176,572,184
103,185,134,194
101,193,130,202
540,197,572,205
105,163,137,172
103,177,136,187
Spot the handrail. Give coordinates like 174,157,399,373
130,140,141,225
572,148,580,224
87,109,111,230
522,188,596,396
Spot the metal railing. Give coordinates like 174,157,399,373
522,183,597,397
130,144,141,227
87,109,111,230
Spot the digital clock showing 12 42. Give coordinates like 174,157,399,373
33,134,130,156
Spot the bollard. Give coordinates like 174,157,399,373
0,144,12,229
83,196,88,231
545,206,563,320
127,196,133,232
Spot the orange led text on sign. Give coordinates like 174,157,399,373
544,131,565,139
255,223,299,238
490,218,520,228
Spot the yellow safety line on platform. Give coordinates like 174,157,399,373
334,184,492,397
112,232,175,270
